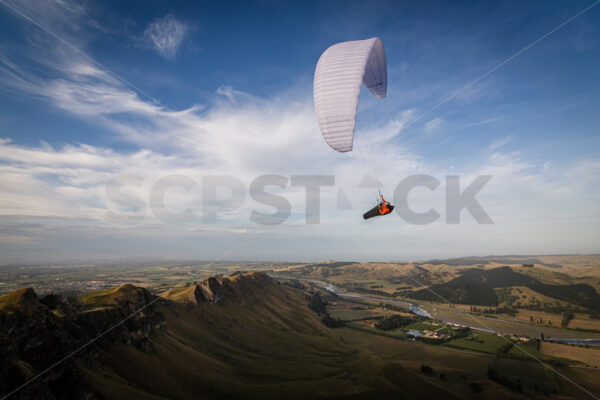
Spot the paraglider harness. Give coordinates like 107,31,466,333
363,193,394,220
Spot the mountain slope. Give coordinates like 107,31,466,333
3,271,588,399
1,272,465,399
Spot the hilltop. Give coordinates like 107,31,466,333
160,271,280,305
0,287,45,316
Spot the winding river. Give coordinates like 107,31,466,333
277,276,600,343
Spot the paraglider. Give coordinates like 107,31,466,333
313,37,394,219
362,193,394,220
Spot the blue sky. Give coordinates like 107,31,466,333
0,0,599,263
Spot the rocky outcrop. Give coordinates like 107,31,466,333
184,278,224,305
0,288,93,399
168,272,280,307
0,285,166,399
39,291,82,316
199,277,224,304
0,272,287,399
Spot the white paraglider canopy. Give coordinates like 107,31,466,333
313,37,387,153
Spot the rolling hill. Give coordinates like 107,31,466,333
408,266,600,311
2,271,599,399
1,272,466,399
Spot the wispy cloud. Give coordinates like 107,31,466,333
0,1,599,261
216,85,236,102
489,135,512,151
461,116,503,130
1,36,599,259
215,85,255,104
424,117,442,133
142,14,189,59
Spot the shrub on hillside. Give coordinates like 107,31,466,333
420,365,434,376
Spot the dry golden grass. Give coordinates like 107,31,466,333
505,286,577,309
513,310,600,330
276,261,462,290
541,341,600,367
78,284,148,308
570,315,600,330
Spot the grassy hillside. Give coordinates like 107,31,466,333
3,271,600,399
83,272,466,399
0,287,44,316
80,272,600,399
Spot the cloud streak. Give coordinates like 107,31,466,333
489,135,512,151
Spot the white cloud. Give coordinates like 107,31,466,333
424,117,442,133
143,14,189,59
0,11,599,261
0,52,425,234
1,65,599,260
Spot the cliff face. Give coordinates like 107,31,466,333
195,277,224,304
0,284,166,399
